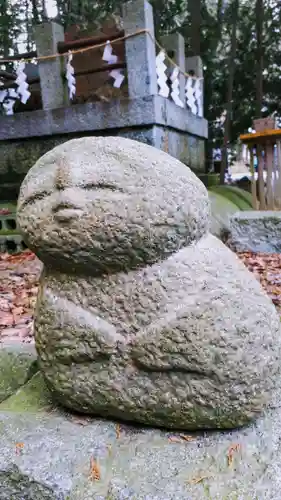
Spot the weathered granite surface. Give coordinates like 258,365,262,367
1,366,281,499
0,344,38,403
17,136,281,430
230,211,281,253
0,96,208,142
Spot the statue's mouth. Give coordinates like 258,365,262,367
53,203,83,222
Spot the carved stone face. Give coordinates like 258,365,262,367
17,137,210,274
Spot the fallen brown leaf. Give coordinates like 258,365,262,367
168,436,184,443
89,457,100,481
13,306,24,316
0,250,41,344
0,313,14,327
187,474,212,485
227,443,241,467
116,423,121,439
179,434,196,442
169,435,195,443
237,252,281,313
15,442,24,455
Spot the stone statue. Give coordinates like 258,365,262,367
17,137,281,430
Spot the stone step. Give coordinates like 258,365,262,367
0,344,280,499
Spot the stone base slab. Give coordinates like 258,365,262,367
229,211,281,253
1,343,281,499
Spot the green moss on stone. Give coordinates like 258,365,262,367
209,185,253,210
0,372,53,412
0,349,38,403
198,173,220,188
209,191,239,239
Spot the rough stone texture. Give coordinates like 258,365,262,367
186,55,204,77
17,136,210,270
122,0,158,99
0,95,208,142
0,344,38,403
34,22,68,110
0,138,65,177
0,372,52,412
152,126,205,172
1,371,281,499
17,136,281,430
0,137,67,201
229,211,281,253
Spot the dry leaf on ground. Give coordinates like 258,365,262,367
227,443,241,467
237,252,281,312
15,442,24,455
187,474,213,485
89,457,101,481
179,434,196,442
116,423,121,439
168,435,195,443
0,251,41,344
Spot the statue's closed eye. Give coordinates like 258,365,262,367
19,190,50,210
82,182,124,192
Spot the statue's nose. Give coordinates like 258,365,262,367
54,160,71,191
53,188,82,212
52,189,84,222
55,173,68,191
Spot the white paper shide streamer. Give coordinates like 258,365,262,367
102,41,125,88
66,52,76,100
170,67,184,108
185,76,197,115
0,61,30,115
156,51,169,98
15,61,31,104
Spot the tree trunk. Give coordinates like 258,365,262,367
255,0,266,208
42,0,48,20
204,0,224,173
0,0,9,57
25,0,32,51
189,0,201,56
217,0,223,33
220,0,239,185
255,0,264,116
30,0,39,24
